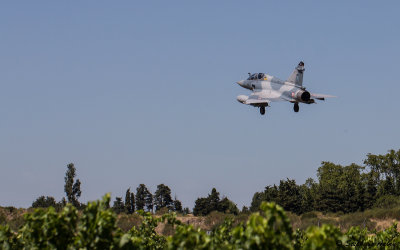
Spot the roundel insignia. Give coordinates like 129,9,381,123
291,92,295,97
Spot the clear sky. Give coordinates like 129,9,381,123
1,1,400,209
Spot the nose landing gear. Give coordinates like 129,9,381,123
260,106,265,115
294,103,299,112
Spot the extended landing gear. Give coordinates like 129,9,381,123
260,106,265,115
294,103,299,113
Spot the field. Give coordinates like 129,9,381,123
2,197,400,249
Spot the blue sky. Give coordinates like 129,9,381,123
1,1,400,209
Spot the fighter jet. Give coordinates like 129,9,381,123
236,61,335,115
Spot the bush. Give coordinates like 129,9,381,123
374,195,400,209
339,212,376,231
116,213,142,232
303,224,347,249
204,211,231,230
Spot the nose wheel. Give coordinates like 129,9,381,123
260,106,265,115
294,103,299,112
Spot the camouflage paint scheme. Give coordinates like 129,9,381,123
236,61,335,115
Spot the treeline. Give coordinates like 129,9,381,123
32,149,400,216
32,163,239,216
251,149,400,214
111,183,185,214
32,164,188,214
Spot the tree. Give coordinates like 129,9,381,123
32,196,57,208
125,188,135,214
363,172,378,208
136,184,153,212
208,188,220,211
341,164,365,212
299,178,317,213
250,185,278,212
154,184,173,211
173,197,183,213
218,197,239,215
112,197,125,214
315,162,344,212
64,163,82,208
193,188,237,216
277,179,302,214
364,149,400,195
250,191,265,212
193,197,209,216
135,184,148,211
145,190,153,212
183,207,190,215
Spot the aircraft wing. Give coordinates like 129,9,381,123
245,90,286,105
311,93,336,101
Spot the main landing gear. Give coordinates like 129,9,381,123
294,103,299,113
260,106,265,115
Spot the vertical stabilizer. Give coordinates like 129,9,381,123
287,61,305,86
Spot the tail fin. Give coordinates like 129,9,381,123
287,61,305,86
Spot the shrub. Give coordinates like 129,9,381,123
116,213,142,232
339,212,376,231
204,211,231,230
373,195,400,209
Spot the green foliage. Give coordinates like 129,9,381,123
173,198,183,213
0,211,7,225
64,163,82,208
277,179,302,215
31,196,57,208
19,205,78,249
125,188,135,214
230,202,294,249
219,197,239,215
303,224,348,249
250,185,279,212
251,149,400,215
3,199,400,249
136,184,153,212
154,184,173,211
193,188,239,216
373,194,400,209
76,194,119,249
119,210,168,249
0,225,22,249
113,196,125,214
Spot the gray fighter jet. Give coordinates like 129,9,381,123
236,61,335,115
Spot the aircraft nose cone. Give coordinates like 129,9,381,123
236,80,244,86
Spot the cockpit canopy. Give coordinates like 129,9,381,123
247,73,265,80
